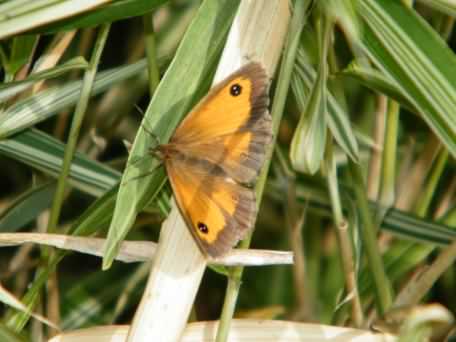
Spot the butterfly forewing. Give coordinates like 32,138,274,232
170,62,272,184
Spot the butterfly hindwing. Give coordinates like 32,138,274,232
165,157,256,257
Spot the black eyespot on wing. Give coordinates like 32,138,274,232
197,222,209,234
230,83,242,96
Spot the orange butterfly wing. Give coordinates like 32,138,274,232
170,62,272,184
161,62,271,256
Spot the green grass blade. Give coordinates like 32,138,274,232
0,129,120,196
0,59,146,138
47,23,110,234
0,57,88,102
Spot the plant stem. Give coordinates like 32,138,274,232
324,142,363,327
47,24,110,234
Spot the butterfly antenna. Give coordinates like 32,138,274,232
134,103,145,116
129,154,152,167
123,162,163,185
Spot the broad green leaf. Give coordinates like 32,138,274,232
292,51,359,162
357,0,456,156
102,0,240,269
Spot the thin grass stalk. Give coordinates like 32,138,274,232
54,29,96,140
287,186,309,319
324,141,363,327
378,100,399,213
47,24,110,234
367,95,387,200
415,148,449,217
142,13,160,95
215,1,307,341
348,160,393,316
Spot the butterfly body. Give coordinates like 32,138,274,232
153,63,272,257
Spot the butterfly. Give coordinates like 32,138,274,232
151,62,272,257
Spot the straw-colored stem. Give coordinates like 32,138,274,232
0,233,294,266
324,142,363,327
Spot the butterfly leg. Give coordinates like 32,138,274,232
134,104,161,148
122,162,163,185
